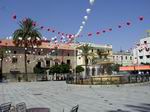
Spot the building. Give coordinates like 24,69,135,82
0,39,77,81
133,31,150,65
112,50,133,66
77,43,113,77
119,31,150,74
0,39,113,80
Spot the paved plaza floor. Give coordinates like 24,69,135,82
0,81,150,112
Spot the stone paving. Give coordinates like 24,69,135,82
0,81,150,112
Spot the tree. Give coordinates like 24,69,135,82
49,64,61,80
33,64,45,74
76,65,84,74
77,44,94,77
60,64,70,74
49,64,71,80
111,64,121,72
13,18,42,81
34,64,48,81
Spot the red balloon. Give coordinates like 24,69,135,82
32,22,36,26
109,28,112,31
52,30,55,32
40,26,44,29
126,22,131,25
69,34,72,38
62,33,64,35
96,32,100,35
88,33,92,36
139,16,144,21
118,25,121,28
47,28,50,31
12,15,16,19
58,32,60,34
102,30,106,33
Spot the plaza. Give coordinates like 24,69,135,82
0,0,150,112
0,81,150,112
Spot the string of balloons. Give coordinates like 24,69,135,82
1,0,145,45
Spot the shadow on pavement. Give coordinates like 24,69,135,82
106,103,150,112
107,109,130,112
125,103,150,112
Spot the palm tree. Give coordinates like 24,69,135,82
13,18,42,81
77,44,94,78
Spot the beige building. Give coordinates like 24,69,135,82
0,39,77,80
77,43,113,77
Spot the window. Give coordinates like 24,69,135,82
27,51,30,54
67,60,71,65
67,53,70,56
121,56,123,60
38,52,41,55
14,51,17,54
130,56,132,60
146,55,150,58
144,41,147,44
125,56,127,60
55,53,58,56
55,62,58,65
46,60,50,67
139,56,143,59
91,49,93,52
27,60,30,64
37,62,41,67
12,58,18,63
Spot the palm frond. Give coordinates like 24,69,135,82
12,18,42,47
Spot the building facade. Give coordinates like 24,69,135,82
0,39,77,80
112,51,133,66
0,39,113,80
133,31,150,65
77,43,113,77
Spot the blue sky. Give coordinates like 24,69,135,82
0,0,150,51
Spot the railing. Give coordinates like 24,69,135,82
66,74,150,85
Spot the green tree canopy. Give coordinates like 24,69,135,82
60,64,70,74
76,65,84,73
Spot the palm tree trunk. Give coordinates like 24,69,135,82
0,57,3,81
85,56,88,78
24,48,28,81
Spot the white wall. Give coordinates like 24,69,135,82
133,36,150,64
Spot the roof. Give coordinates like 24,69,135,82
0,39,112,51
113,51,132,55
79,42,112,49
0,39,77,50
